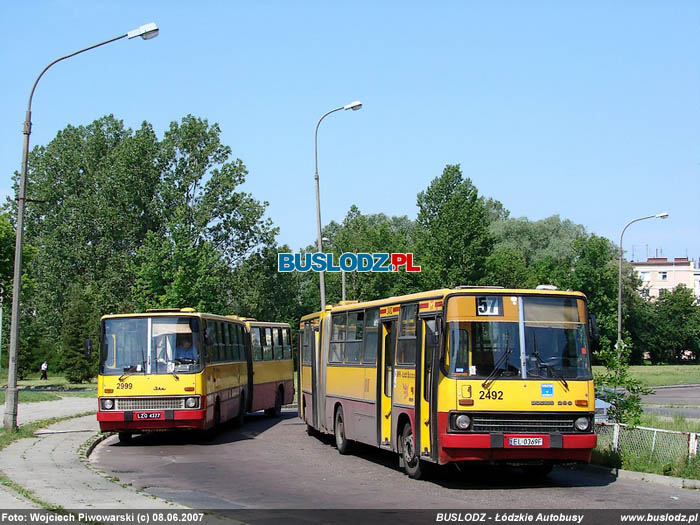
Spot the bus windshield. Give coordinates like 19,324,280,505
101,316,202,376
444,295,591,379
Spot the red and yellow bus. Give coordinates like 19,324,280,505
97,309,294,442
299,287,596,478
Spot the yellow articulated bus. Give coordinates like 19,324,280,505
299,287,597,479
97,309,294,442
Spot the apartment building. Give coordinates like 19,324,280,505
631,257,699,299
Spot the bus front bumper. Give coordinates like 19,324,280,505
438,412,596,464
97,409,207,432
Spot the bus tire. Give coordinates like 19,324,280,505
118,431,132,444
400,423,427,479
334,406,352,455
265,387,283,417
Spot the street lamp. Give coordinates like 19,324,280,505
322,237,346,302
617,212,669,364
3,22,159,431
314,101,362,311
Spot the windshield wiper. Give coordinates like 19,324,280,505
532,333,568,391
119,366,138,381
481,334,511,389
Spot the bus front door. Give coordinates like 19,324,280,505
379,319,396,448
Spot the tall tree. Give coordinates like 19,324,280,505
415,165,493,288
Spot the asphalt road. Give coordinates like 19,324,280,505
642,385,700,419
90,409,700,510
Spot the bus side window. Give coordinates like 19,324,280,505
362,308,379,364
302,325,312,365
424,318,438,401
230,324,239,361
274,328,284,360
263,327,273,361
283,328,292,360
397,304,418,365
223,322,232,361
251,327,263,361
329,313,346,363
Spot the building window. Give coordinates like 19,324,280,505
640,272,650,282
659,272,668,281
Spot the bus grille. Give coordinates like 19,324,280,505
115,397,185,410
470,413,576,434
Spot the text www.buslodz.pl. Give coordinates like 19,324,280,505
278,252,421,272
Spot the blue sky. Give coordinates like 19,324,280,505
1,2,698,262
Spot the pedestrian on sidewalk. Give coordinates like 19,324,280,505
40,360,48,380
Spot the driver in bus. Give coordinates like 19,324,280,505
175,336,197,362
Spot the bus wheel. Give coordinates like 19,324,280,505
334,406,351,455
400,424,425,479
265,387,283,417
118,432,132,444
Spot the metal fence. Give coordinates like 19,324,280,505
596,423,699,464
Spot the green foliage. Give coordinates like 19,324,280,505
647,286,700,363
60,286,96,383
416,165,493,288
483,246,536,288
562,236,619,352
319,205,421,304
490,214,587,267
231,243,306,327
593,341,653,425
7,114,275,370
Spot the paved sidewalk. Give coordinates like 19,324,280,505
17,396,96,425
0,415,188,509
0,396,97,509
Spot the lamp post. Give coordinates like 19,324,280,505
3,22,159,430
322,237,346,302
314,100,362,311
617,212,669,365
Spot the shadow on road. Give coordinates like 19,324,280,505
308,428,615,490
108,410,297,447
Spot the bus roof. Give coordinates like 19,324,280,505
299,287,587,322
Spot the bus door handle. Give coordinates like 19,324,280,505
385,411,391,419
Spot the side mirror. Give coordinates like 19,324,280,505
84,338,93,358
204,328,215,346
588,314,600,343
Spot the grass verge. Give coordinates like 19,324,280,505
592,364,700,387
0,391,62,404
639,413,700,433
593,446,700,480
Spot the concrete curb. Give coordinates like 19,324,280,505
578,463,700,490
651,384,700,390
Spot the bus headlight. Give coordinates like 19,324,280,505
101,398,114,410
455,414,471,430
574,416,591,432
185,397,198,409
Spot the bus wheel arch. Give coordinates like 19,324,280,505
334,403,351,455
265,384,284,417
398,415,426,479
